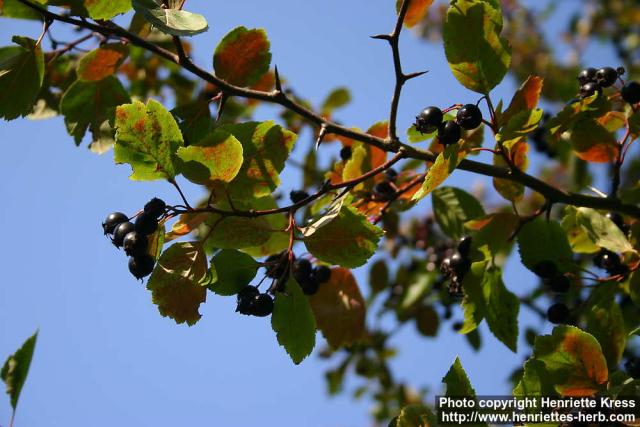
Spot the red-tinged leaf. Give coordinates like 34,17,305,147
213,26,271,87
308,268,366,348
493,140,528,202
502,75,543,124
397,0,434,28
176,130,244,185
597,111,627,133
146,242,208,326
164,213,210,242
534,326,608,397
366,121,389,173
412,143,462,201
247,70,275,106
77,43,128,82
570,118,619,163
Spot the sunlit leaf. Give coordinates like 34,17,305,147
206,249,259,296
77,43,128,82
114,99,183,181
309,268,366,348
133,0,208,37
432,186,485,239
214,26,271,87
147,242,207,326
176,130,243,184
443,0,511,93
412,143,463,201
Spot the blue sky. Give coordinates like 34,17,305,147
0,1,618,426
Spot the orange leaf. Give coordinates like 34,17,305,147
213,27,271,87
165,213,210,242
502,75,543,124
77,43,128,82
399,0,433,28
309,268,366,348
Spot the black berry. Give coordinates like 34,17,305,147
579,82,602,98
547,303,570,324
449,253,470,278
456,104,482,130
373,181,395,201
595,67,618,88
457,236,472,258
112,221,135,248
312,265,331,284
236,286,260,314
437,120,462,146
532,261,557,279
577,67,597,85
415,106,443,134
289,190,310,204
128,254,155,280
340,146,352,161
134,212,159,236
549,275,570,293
300,279,320,296
621,81,640,104
440,257,452,278
598,250,621,273
293,258,313,283
123,231,149,257
102,212,128,236
144,198,166,219
251,294,274,317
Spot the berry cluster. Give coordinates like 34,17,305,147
293,259,332,295
102,197,166,280
575,66,640,103
414,104,483,146
236,285,274,317
439,236,472,297
532,261,570,293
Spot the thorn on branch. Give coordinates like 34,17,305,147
371,33,392,42
274,65,283,93
315,124,328,150
403,70,429,81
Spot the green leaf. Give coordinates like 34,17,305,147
171,101,215,145
239,196,290,257
221,121,296,200
271,277,316,364
146,242,208,325
443,0,511,94
60,77,130,147
206,249,259,296
133,0,208,37
321,87,351,115
406,124,435,143
176,130,243,184
214,26,271,87
513,359,556,397
482,266,519,352
517,218,574,273
114,99,184,181
574,207,634,253
369,259,389,295
412,143,462,201
432,186,485,239
77,43,129,82
1,331,37,411
0,36,44,120
304,205,383,268
85,0,131,19
561,206,600,254
497,108,543,146
391,404,437,427
460,261,488,333
585,283,626,370
0,0,42,19
442,357,480,398
465,212,519,258
533,325,608,396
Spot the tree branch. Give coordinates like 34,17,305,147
15,0,640,219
